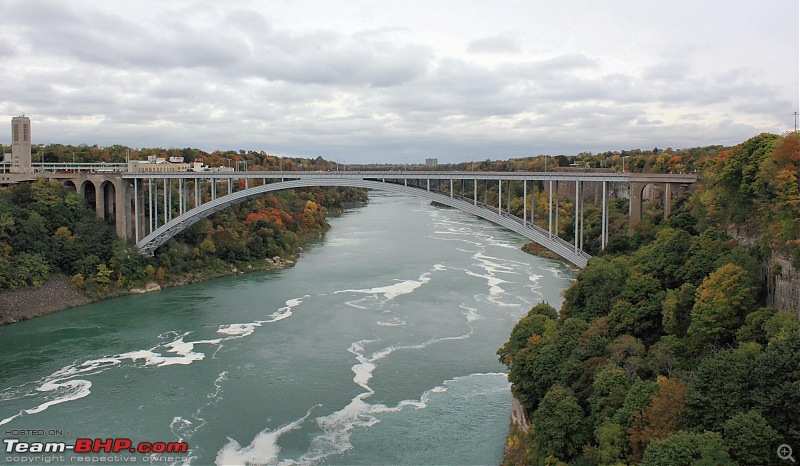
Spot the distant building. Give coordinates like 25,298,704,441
425,158,438,168
128,158,190,173
10,115,32,173
127,158,234,173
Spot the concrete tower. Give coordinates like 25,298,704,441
11,115,32,173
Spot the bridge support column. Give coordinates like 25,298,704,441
498,179,502,214
664,182,672,218
473,179,477,206
134,179,139,243
523,180,527,224
574,181,579,254
601,181,607,249
93,181,104,220
548,179,553,239
580,182,584,250
506,180,511,214
555,181,559,237
450,179,453,198
148,178,154,234
114,179,132,240
629,181,647,226
163,179,167,226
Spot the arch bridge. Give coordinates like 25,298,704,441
120,171,696,268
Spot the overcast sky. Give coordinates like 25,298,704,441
1,0,798,163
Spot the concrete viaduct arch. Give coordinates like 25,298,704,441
136,178,592,267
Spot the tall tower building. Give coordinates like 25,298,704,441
11,115,32,173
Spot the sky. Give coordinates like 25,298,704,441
1,0,798,163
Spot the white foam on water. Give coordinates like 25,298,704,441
0,378,92,426
2,296,309,427
292,370,506,465
217,323,260,337
336,276,430,301
459,304,481,323
215,408,315,466
428,235,484,247
291,328,477,464
463,270,507,296
171,371,229,443
217,295,308,337
344,299,370,310
376,317,405,327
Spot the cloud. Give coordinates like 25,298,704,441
467,34,522,54
0,0,795,162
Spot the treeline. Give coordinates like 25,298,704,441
0,178,366,314
499,132,800,465
421,145,727,175
0,143,340,172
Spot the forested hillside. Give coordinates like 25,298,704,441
0,149,367,325
499,132,800,465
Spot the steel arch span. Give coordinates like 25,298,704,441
136,178,590,267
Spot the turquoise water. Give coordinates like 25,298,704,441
0,193,574,465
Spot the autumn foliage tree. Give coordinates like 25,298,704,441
687,263,754,350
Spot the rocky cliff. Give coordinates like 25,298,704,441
728,226,800,316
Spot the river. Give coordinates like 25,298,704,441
0,193,574,465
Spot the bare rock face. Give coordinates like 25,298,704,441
145,282,162,292
510,396,530,433
130,282,162,294
728,225,800,316
767,253,800,316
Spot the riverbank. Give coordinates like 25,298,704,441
0,255,300,326
0,275,90,325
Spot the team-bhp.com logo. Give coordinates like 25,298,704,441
4,438,188,454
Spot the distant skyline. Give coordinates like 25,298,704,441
1,0,798,163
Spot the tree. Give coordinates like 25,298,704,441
683,344,759,432
736,307,777,345
588,363,629,422
562,256,630,321
594,419,626,465
13,252,49,287
607,270,665,345
531,386,587,464
722,410,781,466
640,431,734,466
648,335,685,378
607,334,645,381
687,263,754,350
748,331,800,442
498,308,556,365
613,378,658,431
628,376,687,462
632,227,692,289
662,283,696,337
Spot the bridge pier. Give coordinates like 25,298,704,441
629,179,683,226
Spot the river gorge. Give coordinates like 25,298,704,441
0,193,574,465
